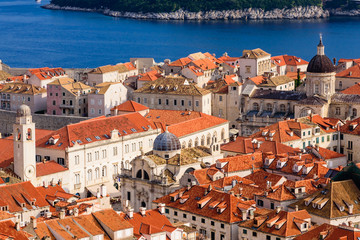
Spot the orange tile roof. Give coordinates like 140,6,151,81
145,109,228,137
251,120,312,143
294,223,360,240
306,114,338,133
217,152,263,173
191,58,218,71
209,176,254,189
240,209,312,237
93,209,133,231
123,62,137,71
28,67,66,81
111,100,149,112
138,70,162,81
187,66,204,76
218,56,240,62
316,147,345,160
221,137,298,155
336,64,360,78
272,55,308,67
0,139,14,168
168,57,192,67
0,211,14,221
119,209,175,239
36,161,68,177
154,185,255,223
340,117,360,135
271,55,286,67
244,170,285,189
0,220,33,240
0,181,49,213
341,83,360,95
36,112,156,150
249,75,266,85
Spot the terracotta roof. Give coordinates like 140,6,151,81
0,139,14,168
36,112,156,150
258,76,294,87
251,120,312,143
336,64,360,78
168,57,192,67
0,181,49,213
145,109,228,137
244,170,286,189
217,152,263,173
119,209,175,239
191,58,218,71
154,185,256,223
89,64,129,74
249,75,266,85
138,70,162,81
0,83,46,95
5,128,54,141
134,77,210,96
221,137,298,155
186,66,204,76
0,211,14,221
111,100,149,112
218,56,240,62
123,62,137,71
294,223,360,240
341,83,360,95
340,117,360,135
28,67,66,81
0,220,33,240
93,209,133,231
272,55,309,66
36,160,68,177
47,77,74,86
316,147,345,160
288,179,360,219
239,209,312,238
209,176,254,189
286,71,306,80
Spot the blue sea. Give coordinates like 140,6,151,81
1,0,360,68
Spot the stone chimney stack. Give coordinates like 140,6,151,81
139,207,146,217
158,203,165,215
31,216,37,229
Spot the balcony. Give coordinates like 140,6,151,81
60,104,75,109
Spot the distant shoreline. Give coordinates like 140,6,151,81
41,4,332,20
41,4,360,20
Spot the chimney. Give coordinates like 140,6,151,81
59,210,65,219
58,179,62,187
187,184,191,191
241,210,247,220
111,129,119,139
276,206,281,214
249,209,254,220
73,207,79,217
30,216,37,229
100,184,107,197
349,204,354,215
295,205,299,211
158,203,165,215
126,207,134,219
96,188,101,198
15,221,20,231
139,207,146,216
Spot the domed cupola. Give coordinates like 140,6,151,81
153,128,181,159
307,35,335,73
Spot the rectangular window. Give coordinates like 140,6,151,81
348,141,353,150
174,99,177,106
220,234,225,240
165,208,169,214
322,136,325,142
87,153,92,162
75,155,79,165
127,191,131,201
113,147,118,156
174,211,178,216
75,173,80,184
270,202,274,209
95,151,99,160
219,96,223,101
57,158,65,165
192,216,196,221
243,229,247,234
166,99,169,105
158,99,162,105
340,147,344,154
221,223,224,229
316,137,319,144
211,221,215,226
183,213,187,218
189,101,192,106
181,100,184,106
252,232,257,237
144,98,147,104
102,149,107,158
266,236,271,240
348,152,353,161
303,142,306,149
195,101,199,107
327,135,330,142
201,218,205,224
302,132,305,136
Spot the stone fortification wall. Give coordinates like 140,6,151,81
0,109,88,135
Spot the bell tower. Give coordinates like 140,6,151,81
13,104,36,181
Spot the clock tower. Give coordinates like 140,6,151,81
13,104,36,181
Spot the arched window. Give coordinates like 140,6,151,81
125,160,130,170
201,135,205,146
266,103,273,112
279,104,286,112
87,169,92,181
195,138,199,147
253,102,259,111
353,108,357,117
95,168,100,179
314,83,320,94
17,128,21,141
182,141,186,149
207,134,211,145
188,140,192,148
141,201,146,207
102,166,107,177
143,170,149,180
26,128,32,140
136,170,142,179
221,129,225,140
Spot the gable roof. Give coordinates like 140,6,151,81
111,100,149,112
167,57,192,67
294,223,360,240
36,112,156,150
336,64,360,78
0,83,46,95
138,70,162,82
28,67,66,81
341,83,360,95
242,48,270,59
217,152,263,173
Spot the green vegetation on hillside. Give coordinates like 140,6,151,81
50,0,322,13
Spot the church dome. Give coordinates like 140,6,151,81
16,104,31,117
153,130,181,152
307,37,335,73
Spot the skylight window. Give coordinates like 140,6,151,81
104,134,110,139
58,143,63,147
86,138,92,142
71,141,75,145
95,136,101,140
142,126,147,130
131,128,137,132
123,130,127,134
77,140,82,144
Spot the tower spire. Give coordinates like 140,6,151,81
317,34,325,55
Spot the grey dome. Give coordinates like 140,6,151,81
153,131,181,151
307,55,335,73
17,104,31,117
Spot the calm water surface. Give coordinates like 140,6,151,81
1,0,360,68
